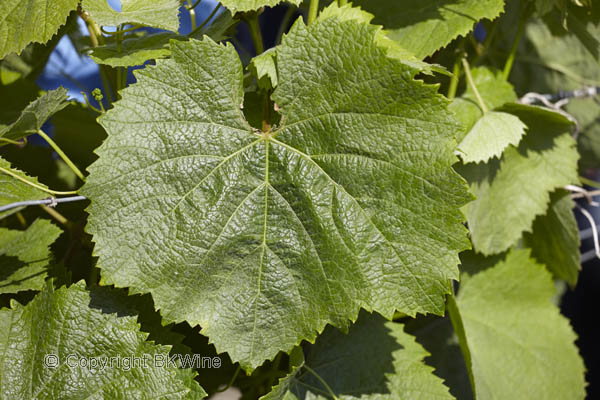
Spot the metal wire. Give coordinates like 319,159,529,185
0,196,87,213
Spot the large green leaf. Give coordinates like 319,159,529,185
262,312,453,400
220,0,302,13
0,157,49,219
0,87,70,143
458,104,579,255
0,219,61,294
0,281,206,399
0,0,78,59
354,0,506,59
454,249,585,399
523,190,580,286
82,0,181,31
83,16,471,369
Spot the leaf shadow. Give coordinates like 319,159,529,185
292,310,400,398
0,254,49,289
358,0,470,30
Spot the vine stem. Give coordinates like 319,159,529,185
308,0,319,25
302,365,339,400
0,166,78,195
79,9,113,104
246,14,265,55
41,204,69,226
503,11,527,80
461,58,488,113
448,42,464,99
189,3,222,36
276,5,297,45
446,282,477,399
37,130,86,182
214,365,241,393
0,137,26,146
186,0,197,30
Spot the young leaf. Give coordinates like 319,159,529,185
89,10,236,67
220,0,302,13
0,219,61,294
0,0,79,59
0,87,70,143
83,16,471,369
523,190,581,286
262,311,453,400
454,250,586,399
0,157,49,219
458,104,579,255
249,48,278,90
354,0,506,59
457,111,527,163
449,67,518,140
0,281,206,399
82,0,181,31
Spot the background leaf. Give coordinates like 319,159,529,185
0,219,61,294
82,0,181,31
0,281,206,399
0,0,78,58
455,249,586,399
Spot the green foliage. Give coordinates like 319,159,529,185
0,157,49,219
264,312,453,399
0,219,61,293
0,0,595,398
355,0,506,59
83,15,471,370
0,0,79,58
0,281,206,399
0,87,70,142
454,250,585,399
82,0,181,31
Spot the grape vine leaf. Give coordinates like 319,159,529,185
0,87,70,143
0,219,61,294
83,16,472,369
354,0,506,59
262,311,453,400
0,0,79,59
457,111,527,163
0,157,49,220
249,48,278,90
449,67,517,142
457,103,579,255
220,0,301,13
455,249,586,399
523,190,580,286
82,0,181,32
0,281,206,399
89,10,236,67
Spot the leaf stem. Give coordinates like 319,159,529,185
276,5,297,45
214,365,241,393
40,204,69,226
0,166,78,195
0,137,27,146
189,3,222,36
503,12,527,80
461,58,487,113
245,13,265,55
187,0,203,10
446,282,477,399
308,0,319,25
37,130,86,182
302,364,339,400
187,0,197,30
448,44,464,99
580,176,600,189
